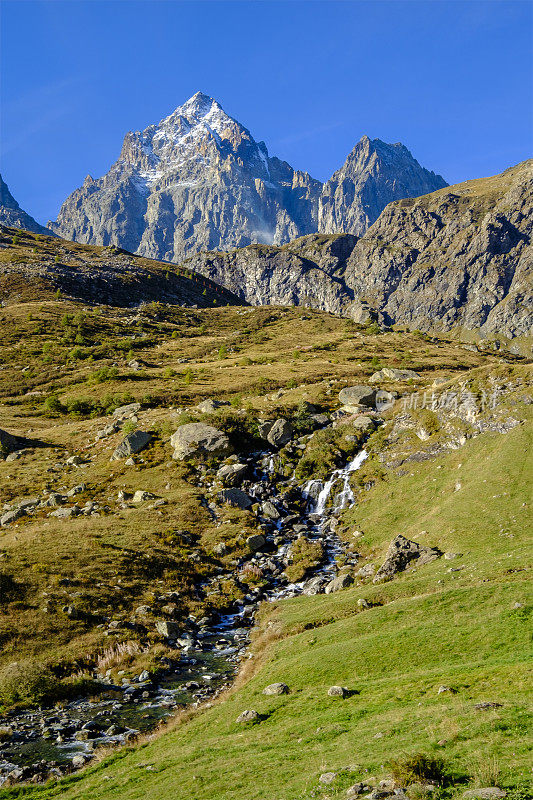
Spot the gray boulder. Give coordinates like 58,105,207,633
111,430,152,460
217,462,248,486
373,534,441,583
155,620,181,638
351,415,375,431
261,500,280,520
218,488,253,510
1,508,26,527
338,385,376,410
325,573,354,593
246,533,266,551
266,418,293,448
375,389,396,410
262,682,289,695
197,399,229,413
327,685,349,698
113,402,141,418
235,709,260,723
462,791,507,800
170,423,232,460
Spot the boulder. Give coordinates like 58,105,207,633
246,533,266,551
327,685,349,698
373,535,441,583
351,415,375,431
155,620,181,638
111,430,152,460
375,389,396,410
0,428,21,459
235,709,260,723
319,773,337,784
217,462,248,486
0,508,26,527
132,490,155,503
325,573,354,593
197,399,229,413
218,488,253,510
338,385,376,410
266,418,293,448
170,423,232,460
262,682,289,695
462,791,507,800
261,500,280,520
369,368,420,382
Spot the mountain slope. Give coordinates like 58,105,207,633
0,225,242,308
0,175,50,235
186,160,533,338
48,93,446,260
318,135,447,235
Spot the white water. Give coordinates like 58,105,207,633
303,450,368,515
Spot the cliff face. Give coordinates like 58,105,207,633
0,174,50,235
48,93,446,260
344,160,533,337
318,136,447,235
186,160,533,338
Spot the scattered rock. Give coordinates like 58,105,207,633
319,772,337,784
373,534,441,583
474,702,503,710
1,508,26,527
155,620,181,638
170,423,233,460
462,790,507,800
437,685,456,694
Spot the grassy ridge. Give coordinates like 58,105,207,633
4,400,531,799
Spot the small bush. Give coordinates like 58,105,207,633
389,753,448,785
43,394,63,413
0,660,60,708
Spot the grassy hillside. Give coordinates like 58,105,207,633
0,291,530,798
2,402,530,800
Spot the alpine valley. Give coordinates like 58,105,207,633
0,90,531,800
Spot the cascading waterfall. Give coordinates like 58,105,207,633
303,450,368,515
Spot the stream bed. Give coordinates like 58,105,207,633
0,448,368,786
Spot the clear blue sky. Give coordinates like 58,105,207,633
1,0,532,225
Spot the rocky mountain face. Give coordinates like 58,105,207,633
48,93,445,259
187,160,533,338
48,92,322,260
318,135,447,235
0,174,50,235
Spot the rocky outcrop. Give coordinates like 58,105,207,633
0,175,50,235
318,136,447,235
373,535,441,583
48,93,445,261
187,160,533,337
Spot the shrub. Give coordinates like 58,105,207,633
87,365,119,384
389,753,448,785
0,660,61,708
43,394,63,413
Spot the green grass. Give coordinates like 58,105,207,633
4,405,531,800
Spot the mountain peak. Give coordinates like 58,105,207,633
0,173,50,234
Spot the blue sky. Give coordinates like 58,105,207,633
1,0,532,225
